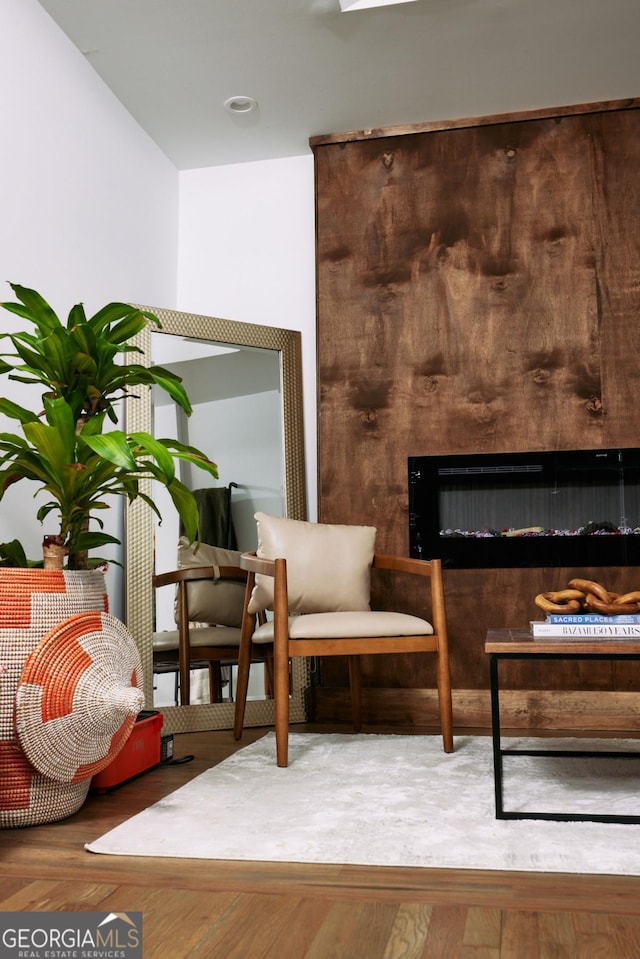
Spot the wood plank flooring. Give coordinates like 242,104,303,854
2,724,640,958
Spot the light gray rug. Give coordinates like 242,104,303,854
86,733,640,874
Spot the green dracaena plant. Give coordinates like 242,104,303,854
0,283,218,569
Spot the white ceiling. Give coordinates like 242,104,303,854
38,0,640,171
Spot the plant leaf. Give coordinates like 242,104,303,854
0,539,30,567
74,530,121,550
165,477,201,542
80,431,139,470
0,398,40,424
5,284,61,332
128,431,177,481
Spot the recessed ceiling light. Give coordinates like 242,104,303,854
339,0,418,10
223,96,258,114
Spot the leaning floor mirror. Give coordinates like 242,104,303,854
125,306,308,735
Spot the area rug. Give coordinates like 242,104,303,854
86,733,640,874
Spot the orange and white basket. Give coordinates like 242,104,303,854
0,569,143,828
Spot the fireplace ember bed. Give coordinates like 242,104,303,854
408,448,640,569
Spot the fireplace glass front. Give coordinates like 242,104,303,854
408,448,640,569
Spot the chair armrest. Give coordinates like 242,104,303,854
240,551,288,620
240,551,276,578
373,554,446,636
373,553,441,577
154,566,215,589
153,565,246,588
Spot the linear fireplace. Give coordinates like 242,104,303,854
408,448,640,569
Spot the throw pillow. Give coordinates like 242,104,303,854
175,537,245,627
248,513,376,615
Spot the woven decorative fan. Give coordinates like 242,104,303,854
16,610,144,782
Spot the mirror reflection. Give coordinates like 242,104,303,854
151,334,283,708
125,307,308,735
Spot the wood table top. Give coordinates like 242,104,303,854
485,627,640,655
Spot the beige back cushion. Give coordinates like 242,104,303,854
175,536,245,627
248,513,376,615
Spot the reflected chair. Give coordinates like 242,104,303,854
153,538,269,706
233,513,454,767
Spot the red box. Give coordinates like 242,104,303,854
91,710,164,792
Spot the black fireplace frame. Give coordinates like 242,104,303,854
408,448,640,569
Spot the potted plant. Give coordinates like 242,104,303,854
0,283,218,569
0,283,218,827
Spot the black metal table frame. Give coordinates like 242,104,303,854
489,650,640,824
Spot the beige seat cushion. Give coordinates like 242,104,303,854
176,536,245,627
248,513,377,615
153,624,242,652
250,611,433,644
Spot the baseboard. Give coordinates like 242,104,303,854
312,686,640,731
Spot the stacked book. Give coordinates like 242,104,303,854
531,613,640,639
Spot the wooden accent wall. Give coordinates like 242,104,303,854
311,99,640,730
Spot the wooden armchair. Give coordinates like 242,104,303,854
233,513,453,766
153,538,268,705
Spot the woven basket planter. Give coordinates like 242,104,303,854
0,568,144,828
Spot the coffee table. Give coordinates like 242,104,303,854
485,628,640,823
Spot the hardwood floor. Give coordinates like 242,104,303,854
3,723,640,958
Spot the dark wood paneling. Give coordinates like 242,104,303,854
314,101,640,722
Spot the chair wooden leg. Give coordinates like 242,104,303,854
264,655,274,698
270,557,291,767
208,663,223,703
436,650,454,753
348,655,362,732
233,642,253,740
274,651,290,768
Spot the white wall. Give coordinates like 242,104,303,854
0,1,318,624
0,0,179,614
177,157,318,519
